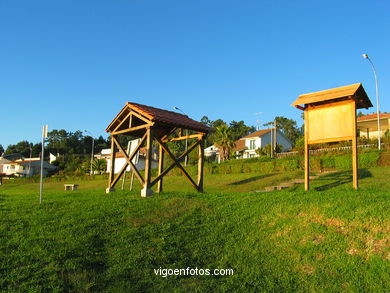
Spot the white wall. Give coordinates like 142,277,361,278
106,157,158,174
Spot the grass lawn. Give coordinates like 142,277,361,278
0,167,389,292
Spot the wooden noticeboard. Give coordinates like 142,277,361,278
292,84,373,191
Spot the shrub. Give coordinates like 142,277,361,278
358,151,380,168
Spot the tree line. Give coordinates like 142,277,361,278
1,130,110,174
1,115,302,172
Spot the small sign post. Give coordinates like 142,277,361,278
39,125,48,203
292,84,372,191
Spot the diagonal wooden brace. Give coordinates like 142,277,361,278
111,134,147,187
151,135,200,190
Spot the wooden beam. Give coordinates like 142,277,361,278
151,136,200,190
308,136,354,145
152,138,200,182
157,145,164,193
197,137,204,192
141,127,153,197
112,135,145,186
111,124,151,136
161,127,177,141
106,135,116,193
113,112,131,133
162,133,204,143
110,157,130,188
304,110,309,191
352,102,358,189
131,110,152,125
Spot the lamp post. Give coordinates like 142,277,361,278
362,53,381,150
28,143,32,177
84,130,95,175
173,107,188,166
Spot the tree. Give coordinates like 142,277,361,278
264,116,302,144
229,120,255,141
214,125,235,161
92,159,107,174
5,141,32,157
357,111,365,118
0,144,4,155
200,116,212,127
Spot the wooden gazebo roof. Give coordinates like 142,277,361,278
106,102,210,135
291,83,373,110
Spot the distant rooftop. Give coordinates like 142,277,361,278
357,113,390,122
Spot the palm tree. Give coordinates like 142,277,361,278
92,159,107,174
214,125,235,161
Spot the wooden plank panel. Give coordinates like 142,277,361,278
307,101,354,143
308,136,353,145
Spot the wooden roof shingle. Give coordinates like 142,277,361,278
292,83,373,109
106,102,210,133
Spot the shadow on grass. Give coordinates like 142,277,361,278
314,169,372,191
228,174,274,186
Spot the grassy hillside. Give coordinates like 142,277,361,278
1,168,389,292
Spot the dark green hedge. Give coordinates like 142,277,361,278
156,150,384,177
172,150,382,176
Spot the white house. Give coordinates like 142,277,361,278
204,145,219,157
233,128,293,158
96,148,158,174
2,158,57,177
357,113,390,139
0,157,11,174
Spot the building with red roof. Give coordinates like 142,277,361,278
357,113,390,139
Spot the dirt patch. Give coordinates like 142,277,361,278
300,264,315,275
299,234,325,245
347,247,359,255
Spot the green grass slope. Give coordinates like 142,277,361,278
0,168,389,292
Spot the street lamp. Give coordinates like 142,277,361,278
84,130,95,175
173,106,188,166
362,53,381,150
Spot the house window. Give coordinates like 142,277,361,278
249,154,256,158
10,165,15,170
249,140,256,149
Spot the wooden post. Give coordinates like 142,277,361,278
157,144,164,193
197,137,204,192
141,128,153,197
304,110,310,191
106,135,116,193
352,102,358,189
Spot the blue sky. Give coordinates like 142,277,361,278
1,0,389,148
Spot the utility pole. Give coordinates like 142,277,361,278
84,130,95,175
40,125,48,204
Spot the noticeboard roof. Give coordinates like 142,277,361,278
292,83,373,109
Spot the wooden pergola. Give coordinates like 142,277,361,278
292,83,372,190
105,102,210,197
